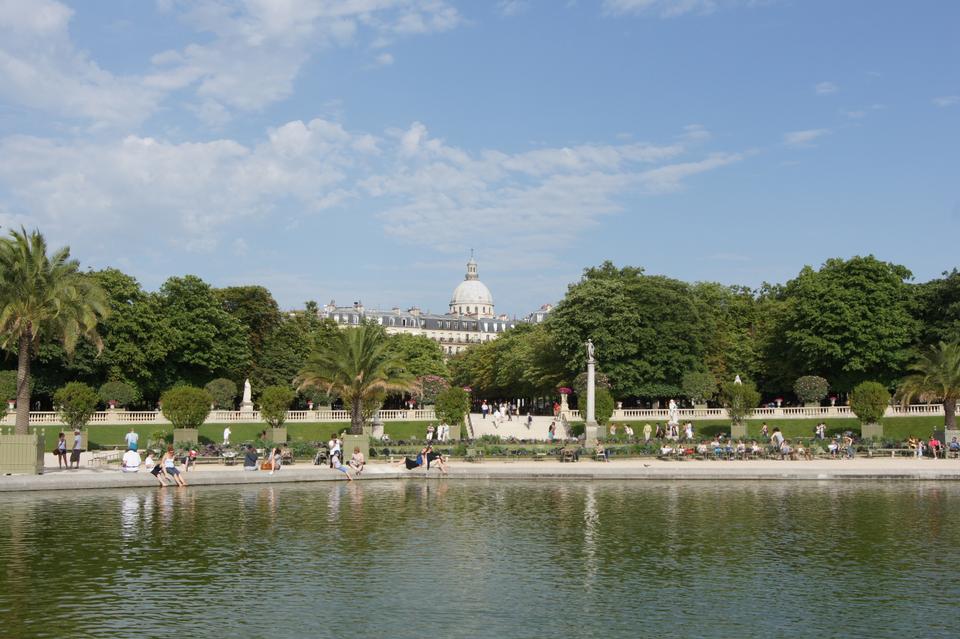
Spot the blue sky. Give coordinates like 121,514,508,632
0,0,957,316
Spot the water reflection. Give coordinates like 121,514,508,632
0,481,958,638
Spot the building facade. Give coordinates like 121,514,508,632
321,257,535,355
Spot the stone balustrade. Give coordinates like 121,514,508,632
0,408,437,427
564,404,957,421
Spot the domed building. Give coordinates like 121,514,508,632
320,254,547,355
449,256,494,318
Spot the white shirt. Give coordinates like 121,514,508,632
223,427,231,442
121,450,141,471
124,431,138,446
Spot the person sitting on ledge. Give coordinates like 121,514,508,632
779,440,794,460
348,447,365,475
121,448,141,472
929,435,943,459
397,446,428,470
243,445,258,471
426,445,448,473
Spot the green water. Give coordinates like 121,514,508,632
1,481,957,638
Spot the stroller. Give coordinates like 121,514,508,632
313,447,329,466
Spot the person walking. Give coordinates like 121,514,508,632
481,400,489,419
124,428,139,451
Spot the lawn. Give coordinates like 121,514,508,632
609,416,949,440
28,421,435,449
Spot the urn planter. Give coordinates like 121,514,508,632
860,423,883,440
172,428,199,445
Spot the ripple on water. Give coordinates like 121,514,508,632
0,480,958,639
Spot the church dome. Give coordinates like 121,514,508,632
451,279,493,306
449,256,495,317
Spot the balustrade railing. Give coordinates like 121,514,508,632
1,408,437,427
553,404,958,422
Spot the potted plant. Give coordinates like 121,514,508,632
160,386,212,444
259,385,295,443
794,375,829,407
98,380,138,412
721,379,761,438
850,381,890,439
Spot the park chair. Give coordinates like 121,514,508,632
465,448,483,462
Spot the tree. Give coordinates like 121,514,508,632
161,386,212,429
155,276,252,388
259,385,295,429
849,381,890,426
681,371,718,405
205,378,238,409
769,256,918,392
546,262,706,399
216,285,282,358
98,381,138,408
297,324,413,434
435,386,470,427
573,370,611,401
914,269,960,347
413,375,449,405
54,382,99,430
0,228,109,434
594,387,615,426
899,342,960,430
0,370,17,420
386,333,448,378
793,375,829,405
720,380,761,426
252,313,339,391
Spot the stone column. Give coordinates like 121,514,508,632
585,358,599,442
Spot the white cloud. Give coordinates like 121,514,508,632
933,95,960,107
814,81,838,95
0,0,463,128
0,0,159,128
783,128,830,148
497,0,532,17
602,0,729,17
0,119,743,261
374,52,395,67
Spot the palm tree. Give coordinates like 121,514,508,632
0,228,108,434
298,324,413,434
899,341,960,430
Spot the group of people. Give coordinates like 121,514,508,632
119,445,188,487
52,430,83,470
480,400,521,426
396,444,448,474
907,436,959,458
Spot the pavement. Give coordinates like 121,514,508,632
3,457,960,492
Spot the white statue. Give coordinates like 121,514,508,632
668,399,679,425
586,339,595,363
242,378,252,403
734,375,742,385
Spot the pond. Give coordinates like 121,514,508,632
1,480,957,638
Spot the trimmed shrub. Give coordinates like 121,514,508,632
595,387,615,425
161,386,212,429
54,382,99,430
205,378,238,409
794,375,829,404
682,371,717,404
435,387,470,426
260,385,295,428
720,379,761,424
850,381,890,425
98,381,138,408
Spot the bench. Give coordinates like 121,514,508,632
90,449,121,467
868,448,914,458
532,452,547,461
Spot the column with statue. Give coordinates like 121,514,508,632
585,339,600,442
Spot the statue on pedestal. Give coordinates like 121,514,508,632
586,339,595,364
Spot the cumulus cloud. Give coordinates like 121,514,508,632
814,81,838,95
933,95,959,107
0,118,743,260
0,0,159,128
0,0,463,128
497,0,532,17
783,128,830,148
